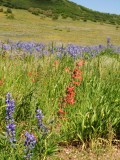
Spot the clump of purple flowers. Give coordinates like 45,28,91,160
6,93,15,122
5,93,16,144
24,132,36,160
35,108,48,133
6,123,16,143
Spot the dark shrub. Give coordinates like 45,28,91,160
83,19,87,22
43,10,52,17
28,7,34,13
109,20,116,25
62,14,68,19
7,8,12,14
116,25,119,30
28,8,43,15
0,8,3,12
32,8,40,15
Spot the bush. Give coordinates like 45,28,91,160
61,14,68,19
6,8,12,14
109,20,116,25
40,15,46,19
28,8,43,15
72,16,77,21
83,19,87,22
28,7,34,13
32,8,40,16
0,8,3,12
116,25,119,30
93,19,97,22
43,10,53,17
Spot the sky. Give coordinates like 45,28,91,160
70,0,120,15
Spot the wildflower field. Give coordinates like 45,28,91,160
0,40,120,160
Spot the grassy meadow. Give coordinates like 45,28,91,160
0,7,120,45
0,5,120,160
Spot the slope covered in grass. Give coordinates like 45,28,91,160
0,7,120,45
0,0,120,24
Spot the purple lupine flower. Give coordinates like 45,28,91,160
6,123,16,143
6,93,15,122
5,93,16,145
35,108,48,133
2,44,11,51
24,132,36,159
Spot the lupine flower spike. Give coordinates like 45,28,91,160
6,93,15,123
35,108,48,133
24,132,36,160
5,93,16,145
6,123,16,143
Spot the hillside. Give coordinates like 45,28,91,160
0,6,120,45
0,0,120,24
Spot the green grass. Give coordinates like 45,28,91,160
0,7,120,45
0,48,120,159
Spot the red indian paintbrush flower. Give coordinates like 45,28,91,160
72,81,80,86
58,59,84,118
54,60,59,65
76,59,85,67
67,86,75,93
58,108,66,116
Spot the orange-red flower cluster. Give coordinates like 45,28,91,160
64,86,75,105
53,60,59,66
58,59,85,117
58,108,65,115
72,67,83,85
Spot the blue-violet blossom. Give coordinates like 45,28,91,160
35,108,48,133
24,132,36,159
